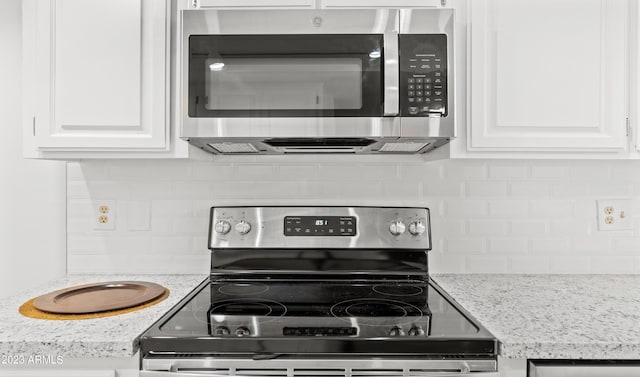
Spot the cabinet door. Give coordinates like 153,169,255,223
0,370,114,377
529,361,640,377
24,0,169,152
635,0,640,153
468,0,627,153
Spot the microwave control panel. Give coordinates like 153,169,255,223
399,34,448,117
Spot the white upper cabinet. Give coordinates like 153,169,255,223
633,0,640,154
23,0,187,158
466,0,628,155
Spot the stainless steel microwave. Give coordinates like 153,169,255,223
177,7,455,154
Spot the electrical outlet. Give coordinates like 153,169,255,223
93,200,116,230
597,199,632,231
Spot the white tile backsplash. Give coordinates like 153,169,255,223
67,158,640,274
125,201,151,231
487,200,529,218
487,238,528,254
508,256,551,274
487,165,529,180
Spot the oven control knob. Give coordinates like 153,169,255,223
214,220,231,235
388,326,405,337
213,326,230,336
235,327,251,337
408,221,426,236
389,220,406,236
408,326,425,336
235,220,252,235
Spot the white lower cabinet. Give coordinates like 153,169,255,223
0,370,116,377
529,360,640,377
464,0,629,158
22,0,187,159
498,357,527,377
0,355,138,377
496,359,640,377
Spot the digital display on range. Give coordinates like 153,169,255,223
283,327,358,336
284,216,356,236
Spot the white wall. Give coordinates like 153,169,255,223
67,154,640,275
0,0,66,299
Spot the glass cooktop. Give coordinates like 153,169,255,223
140,278,497,357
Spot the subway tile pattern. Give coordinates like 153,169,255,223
67,158,640,274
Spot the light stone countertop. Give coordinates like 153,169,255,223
0,274,206,359
433,274,640,359
3,274,639,360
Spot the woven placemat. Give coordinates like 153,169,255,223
18,289,170,320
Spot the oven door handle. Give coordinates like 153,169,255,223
141,372,491,377
141,372,258,377
140,369,481,377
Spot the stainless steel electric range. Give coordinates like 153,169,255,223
140,206,498,376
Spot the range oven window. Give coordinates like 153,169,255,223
188,35,384,117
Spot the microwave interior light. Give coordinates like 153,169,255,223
208,142,258,154
369,50,381,59
208,62,225,71
378,142,430,153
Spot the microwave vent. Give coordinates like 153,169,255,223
208,142,259,154
264,138,376,148
379,142,431,153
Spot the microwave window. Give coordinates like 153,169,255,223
204,58,363,111
188,34,383,117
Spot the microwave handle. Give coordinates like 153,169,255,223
383,30,399,116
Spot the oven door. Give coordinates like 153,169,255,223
141,358,498,377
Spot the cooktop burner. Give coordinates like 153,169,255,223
373,284,425,296
331,298,423,323
210,299,287,317
217,282,269,296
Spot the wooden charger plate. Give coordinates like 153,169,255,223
32,281,167,314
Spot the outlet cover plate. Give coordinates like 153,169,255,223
597,199,632,231
93,200,116,231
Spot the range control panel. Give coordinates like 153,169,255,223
209,206,431,250
284,216,356,236
399,34,448,117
